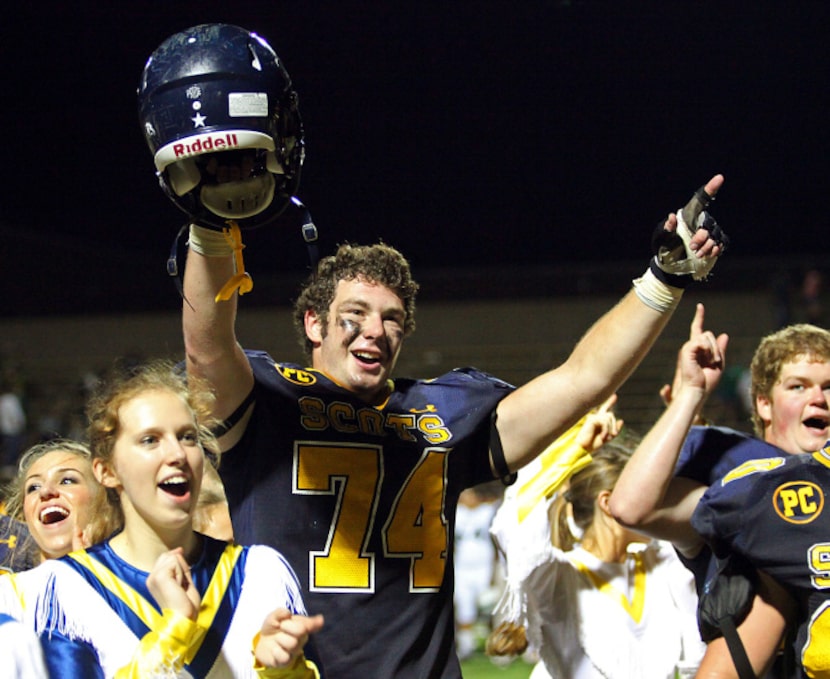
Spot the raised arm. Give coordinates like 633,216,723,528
608,302,728,557
495,174,728,472
182,225,255,447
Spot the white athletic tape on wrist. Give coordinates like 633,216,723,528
188,224,234,257
632,267,684,313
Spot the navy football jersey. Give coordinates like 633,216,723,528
219,350,513,679
692,449,830,677
675,425,784,486
0,514,36,573
672,426,785,591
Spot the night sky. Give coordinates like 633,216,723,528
3,2,830,315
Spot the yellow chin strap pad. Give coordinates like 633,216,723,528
215,220,253,302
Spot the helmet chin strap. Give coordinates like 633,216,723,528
166,196,319,305
291,196,319,270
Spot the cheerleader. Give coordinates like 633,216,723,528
27,361,324,678
488,404,702,678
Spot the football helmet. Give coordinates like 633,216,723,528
138,23,304,229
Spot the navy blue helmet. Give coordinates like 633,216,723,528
138,24,304,229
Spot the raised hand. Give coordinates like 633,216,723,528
71,526,89,553
654,174,728,281
146,547,201,621
678,302,729,397
254,608,324,669
576,393,624,452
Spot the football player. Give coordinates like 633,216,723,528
138,23,730,678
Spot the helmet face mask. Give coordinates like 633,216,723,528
199,150,276,220
138,24,304,229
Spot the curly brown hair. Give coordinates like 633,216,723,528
292,242,419,361
749,324,830,437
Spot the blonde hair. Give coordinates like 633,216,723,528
550,443,631,552
4,439,93,521
4,438,118,555
487,440,635,659
749,324,830,437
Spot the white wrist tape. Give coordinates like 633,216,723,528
188,223,234,257
632,267,684,313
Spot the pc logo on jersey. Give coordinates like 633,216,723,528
773,480,824,524
278,366,317,386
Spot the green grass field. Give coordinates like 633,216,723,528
460,652,534,679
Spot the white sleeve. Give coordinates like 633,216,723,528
0,614,49,676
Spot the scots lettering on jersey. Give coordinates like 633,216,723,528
773,480,824,524
172,132,240,159
298,396,452,444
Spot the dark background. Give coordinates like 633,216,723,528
3,2,829,316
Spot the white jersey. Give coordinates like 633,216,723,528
490,420,703,678
523,541,703,679
489,419,592,623
0,612,49,678
0,566,47,621
454,501,498,570
453,500,498,625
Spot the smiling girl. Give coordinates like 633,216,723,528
0,439,119,627
4,439,110,564
28,361,323,678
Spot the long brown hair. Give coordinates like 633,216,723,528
550,442,631,552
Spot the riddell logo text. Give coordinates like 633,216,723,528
173,133,239,158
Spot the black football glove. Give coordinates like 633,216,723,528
651,185,730,287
